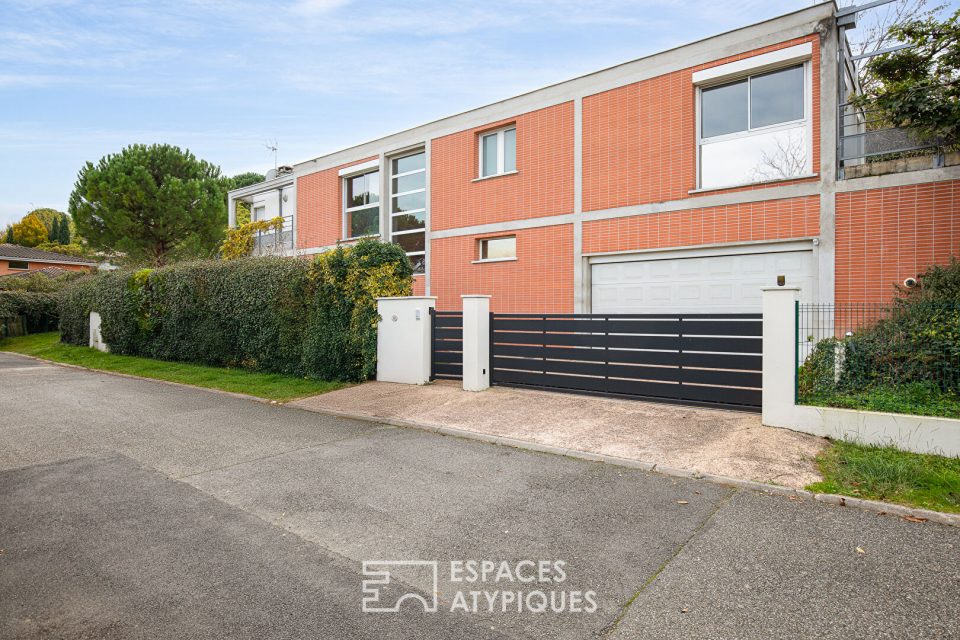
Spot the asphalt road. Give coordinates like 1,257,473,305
1,352,958,639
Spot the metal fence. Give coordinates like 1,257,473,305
796,302,960,407
253,214,294,256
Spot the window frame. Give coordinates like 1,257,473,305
7,260,29,271
342,167,382,241
477,125,517,179
388,149,427,274
695,60,812,190
474,235,517,264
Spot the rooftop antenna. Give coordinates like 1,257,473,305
264,139,278,171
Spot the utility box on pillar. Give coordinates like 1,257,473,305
461,295,491,392
376,296,436,385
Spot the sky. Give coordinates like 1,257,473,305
0,0,955,227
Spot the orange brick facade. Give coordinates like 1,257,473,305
836,181,960,304
296,157,377,250
431,225,573,312
430,102,575,231
0,260,91,276
583,196,820,255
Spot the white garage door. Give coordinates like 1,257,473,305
591,249,814,314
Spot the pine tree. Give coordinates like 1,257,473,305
59,217,71,244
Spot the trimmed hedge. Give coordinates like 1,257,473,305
57,239,412,381
0,291,60,335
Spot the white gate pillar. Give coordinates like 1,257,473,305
376,296,436,385
461,295,491,392
761,287,800,427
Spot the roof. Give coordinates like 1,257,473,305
0,244,97,265
0,266,75,279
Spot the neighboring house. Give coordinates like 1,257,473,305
0,244,97,277
227,2,960,313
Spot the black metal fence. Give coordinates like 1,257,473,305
796,302,960,410
431,309,463,380
490,312,763,411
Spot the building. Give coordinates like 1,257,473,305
0,244,97,277
227,1,960,314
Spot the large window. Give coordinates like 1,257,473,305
479,126,516,178
390,151,426,274
699,64,808,190
344,169,380,238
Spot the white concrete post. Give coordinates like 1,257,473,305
761,287,799,427
461,295,491,392
376,296,436,385
89,311,109,352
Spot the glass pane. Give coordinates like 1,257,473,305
392,211,425,232
392,191,425,213
395,231,425,253
392,152,425,174
348,205,379,237
392,172,425,194
409,254,425,274
481,133,498,176
701,79,747,138
700,125,807,189
366,170,380,203
750,65,804,128
347,172,377,208
482,236,515,260
503,128,516,173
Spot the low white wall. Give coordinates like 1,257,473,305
761,288,960,457
376,296,435,385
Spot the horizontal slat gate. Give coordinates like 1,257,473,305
431,309,463,380
490,313,762,411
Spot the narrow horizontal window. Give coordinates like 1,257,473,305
479,236,516,261
8,260,29,270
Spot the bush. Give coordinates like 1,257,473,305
56,239,412,381
0,270,86,293
0,291,60,335
58,276,99,344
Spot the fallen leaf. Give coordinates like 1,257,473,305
677,500,689,505
856,547,865,554
903,516,928,523
681,608,689,614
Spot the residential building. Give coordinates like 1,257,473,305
227,2,960,313
0,244,97,277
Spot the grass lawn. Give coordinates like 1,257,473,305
0,332,347,402
801,385,960,420
807,440,960,514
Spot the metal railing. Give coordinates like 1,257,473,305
796,302,960,412
253,214,294,256
838,98,943,176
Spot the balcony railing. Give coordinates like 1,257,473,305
253,214,294,256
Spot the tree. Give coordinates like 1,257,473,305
854,9,960,146
4,226,12,243
228,172,264,226
69,144,228,266
49,217,60,243
58,216,71,244
11,214,48,247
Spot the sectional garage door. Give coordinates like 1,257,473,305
591,248,815,314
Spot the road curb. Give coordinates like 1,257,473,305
300,405,960,528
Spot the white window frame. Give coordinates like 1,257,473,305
695,60,812,191
477,125,517,179
342,168,381,241
473,236,517,264
389,150,426,273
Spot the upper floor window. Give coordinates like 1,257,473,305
479,126,516,178
344,169,380,239
390,151,426,274
698,63,809,190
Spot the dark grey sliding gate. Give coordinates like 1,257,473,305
430,309,463,380
489,313,762,411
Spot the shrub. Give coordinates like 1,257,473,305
56,239,412,381
0,291,60,334
0,270,86,293
58,276,99,344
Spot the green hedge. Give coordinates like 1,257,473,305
57,240,412,381
0,291,60,335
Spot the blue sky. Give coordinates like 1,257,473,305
0,0,954,227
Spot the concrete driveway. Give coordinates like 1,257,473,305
1,352,958,639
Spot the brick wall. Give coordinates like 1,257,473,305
296,157,376,250
583,196,819,254
0,260,91,276
836,180,960,304
430,225,574,312
582,35,820,212
430,102,575,231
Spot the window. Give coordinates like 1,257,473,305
344,169,380,238
479,126,516,178
699,64,808,190
252,205,266,222
7,260,28,270
478,236,516,261
389,151,426,274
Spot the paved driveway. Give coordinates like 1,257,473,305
1,353,958,639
